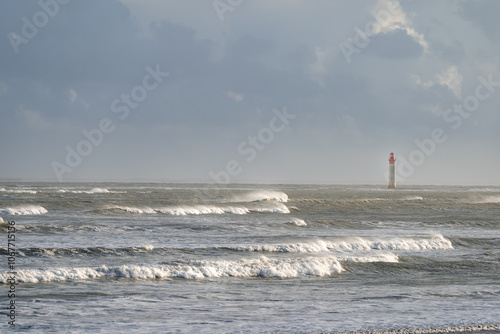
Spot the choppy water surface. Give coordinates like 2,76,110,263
1,183,500,333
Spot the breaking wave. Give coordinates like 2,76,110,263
403,195,424,201
231,191,288,203
226,235,453,253
287,217,307,226
69,188,111,194
156,205,250,215
0,205,48,215
472,196,500,204
101,203,290,215
0,188,37,194
0,256,344,283
1,245,156,257
354,196,424,203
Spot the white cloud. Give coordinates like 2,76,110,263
436,66,463,98
411,74,433,88
307,47,329,87
0,81,7,96
411,66,463,99
372,0,429,52
68,88,78,103
17,106,51,130
16,105,75,132
228,91,244,102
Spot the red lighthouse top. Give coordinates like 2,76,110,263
389,152,396,164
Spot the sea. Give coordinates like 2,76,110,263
1,182,500,333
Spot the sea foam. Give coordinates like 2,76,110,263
102,203,289,215
0,256,344,283
0,205,48,215
71,188,111,194
227,235,453,253
472,195,500,204
287,217,307,226
231,191,289,203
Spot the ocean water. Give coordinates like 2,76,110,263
1,183,500,333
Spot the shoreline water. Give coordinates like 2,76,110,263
334,324,500,334
2,183,500,332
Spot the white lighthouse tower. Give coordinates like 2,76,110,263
388,152,396,189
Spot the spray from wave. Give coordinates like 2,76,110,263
287,217,307,226
101,202,290,215
472,196,500,204
70,188,111,194
0,205,48,215
0,188,37,194
226,235,453,253
0,256,344,283
231,191,288,203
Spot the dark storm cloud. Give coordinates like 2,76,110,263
0,0,499,184
458,0,500,43
364,29,424,59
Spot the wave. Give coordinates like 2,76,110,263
0,256,344,283
287,217,307,226
109,206,157,214
1,245,156,257
249,203,290,213
0,188,37,194
100,203,290,216
337,253,399,263
403,195,424,201
231,191,288,203
156,205,250,215
225,235,453,253
356,196,424,203
70,187,111,194
472,196,500,204
0,205,48,215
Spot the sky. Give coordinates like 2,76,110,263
0,0,499,185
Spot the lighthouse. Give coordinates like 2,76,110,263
388,152,396,189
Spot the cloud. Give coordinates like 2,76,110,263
371,0,429,52
16,105,54,130
436,66,463,99
0,80,7,96
1,0,500,184
458,0,500,43
412,66,463,99
366,29,424,59
68,89,77,103
307,47,329,87
228,91,244,102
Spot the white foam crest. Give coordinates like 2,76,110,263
231,235,453,253
69,188,112,194
110,206,156,214
231,191,288,203
102,204,289,216
0,217,4,222
337,253,399,263
0,188,37,194
250,203,290,214
1,257,344,283
287,217,307,226
403,195,424,201
472,195,500,204
0,205,48,215
156,205,250,215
